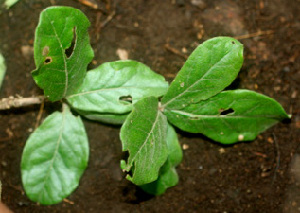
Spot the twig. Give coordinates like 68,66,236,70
272,133,280,184
77,0,98,9
0,96,44,110
164,44,188,59
101,10,116,28
234,30,274,40
63,198,74,205
35,99,44,129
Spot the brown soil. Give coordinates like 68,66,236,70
0,0,299,212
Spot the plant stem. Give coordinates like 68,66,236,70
0,96,44,110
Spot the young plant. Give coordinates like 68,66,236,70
14,6,289,205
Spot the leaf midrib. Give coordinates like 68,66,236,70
128,109,161,168
66,85,163,99
39,110,66,202
46,13,69,98
162,48,235,108
170,109,284,119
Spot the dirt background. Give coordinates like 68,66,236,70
0,0,299,212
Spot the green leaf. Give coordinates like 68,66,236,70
164,90,290,144
161,37,243,110
67,60,168,115
165,124,183,167
32,6,94,101
0,53,6,90
4,0,20,9
140,125,183,195
120,97,168,185
21,104,89,205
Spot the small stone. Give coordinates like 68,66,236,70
116,48,129,60
219,148,225,154
283,66,290,72
183,144,189,150
21,45,34,59
191,0,206,9
1,161,7,167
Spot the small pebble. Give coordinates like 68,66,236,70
191,0,206,9
183,144,189,150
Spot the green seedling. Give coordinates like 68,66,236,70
13,6,289,205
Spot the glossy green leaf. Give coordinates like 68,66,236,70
32,6,94,101
67,60,168,115
21,104,89,205
0,53,6,90
164,90,290,144
140,125,183,195
161,37,243,110
120,97,168,185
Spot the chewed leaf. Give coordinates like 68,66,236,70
162,37,243,110
165,90,290,144
67,60,168,115
120,97,168,185
32,6,94,101
140,125,183,195
21,104,89,204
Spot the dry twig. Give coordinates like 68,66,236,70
77,0,98,9
35,99,45,129
234,30,274,40
164,44,188,59
0,96,44,110
101,10,116,28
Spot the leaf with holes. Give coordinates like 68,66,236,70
67,60,168,116
120,96,168,185
161,37,243,110
140,125,183,195
21,104,89,205
164,90,290,144
32,6,94,101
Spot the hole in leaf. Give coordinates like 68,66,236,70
44,56,52,64
232,41,235,44
220,108,234,115
65,27,77,58
119,95,132,105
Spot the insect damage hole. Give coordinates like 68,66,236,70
220,108,234,115
65,27,77,58
119,95,132,105
44,56,52,64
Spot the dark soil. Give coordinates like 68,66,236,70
0,0,299,212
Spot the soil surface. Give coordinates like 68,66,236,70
0,0,300,212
